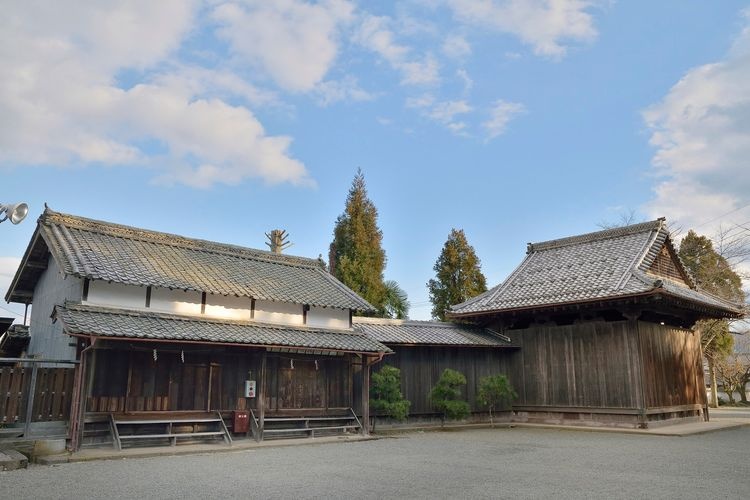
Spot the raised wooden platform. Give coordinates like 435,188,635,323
110,411,232,450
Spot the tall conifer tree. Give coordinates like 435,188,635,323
329,170,387,314
427,228,487,321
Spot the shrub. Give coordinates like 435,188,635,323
370,365,410,430
430,368,470,425
477,374,517,426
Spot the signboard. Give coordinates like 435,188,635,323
244,380,256,398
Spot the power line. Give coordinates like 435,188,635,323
694,202,750,229
0,303,24,319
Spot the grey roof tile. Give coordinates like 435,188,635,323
56,303,390,354
450,219,744,318
29,209,373,311
352,317,515,346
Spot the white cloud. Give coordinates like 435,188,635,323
445,0,598,58
483,99,525,139
355,14,440,86
212,0,354,92
0,1,312,188
314,76,375,106
428,100,473,123
643,11,750,232
456,69,474,94
443,34,472,59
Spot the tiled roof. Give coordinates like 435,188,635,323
352,317,515,346
8,208,373,311
450,219,744,318
56,303,390,354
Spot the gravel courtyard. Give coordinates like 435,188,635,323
2,424,749,499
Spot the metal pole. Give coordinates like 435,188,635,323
23,363,39,438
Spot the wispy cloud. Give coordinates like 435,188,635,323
483,100,526,139
444,0,598,58
354,14,440,86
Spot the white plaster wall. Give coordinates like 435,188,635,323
204,294,253,321
27,256,82,361
254,299,304,326
86,281,147,308
307,306,350,329
150,288,202,315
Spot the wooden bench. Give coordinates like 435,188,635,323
109,411,232,450
259,409,362,440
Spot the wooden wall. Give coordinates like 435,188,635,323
638,322,705,409
86,347,353,414
376,346,518,415
512,321,642,409
0,366,74,423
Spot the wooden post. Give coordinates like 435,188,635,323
625,310,648,429
23,363,39,438
258,350,267,442
361,355,370,435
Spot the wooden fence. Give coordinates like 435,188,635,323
1,366,75,424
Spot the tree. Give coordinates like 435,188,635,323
382,280,410,319
370,365,411,430
427,229,487,321
429,368,470,426
477,375,517,426
715,354,750,405
679,230,746,407
329,170,387,314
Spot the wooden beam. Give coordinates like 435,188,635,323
361,356,370,435
25,261,48,270
258,350,267,442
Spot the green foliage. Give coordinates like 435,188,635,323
383,280,410,319
329,169,387,314
370,365,411,423
427,228,488,321
478,375,517,412
678,230,745,362
678,230,744,303
430,368,470,423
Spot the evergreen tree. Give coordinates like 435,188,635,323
679,230,746,407
329,170,387,314
477,374,517,426
383,280,410,319
370,365,411,430
427,229,487,321
429,368,470,426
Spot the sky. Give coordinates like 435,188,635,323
2,1,750,321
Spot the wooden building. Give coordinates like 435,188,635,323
448,219,744,427
6,209,390,449
353,317,517,423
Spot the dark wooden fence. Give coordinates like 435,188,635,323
0,366,75,424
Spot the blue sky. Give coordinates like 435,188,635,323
2,1,750,321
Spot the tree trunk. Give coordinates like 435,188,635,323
740,382,748,404
489,406,494,428
709,359,719,408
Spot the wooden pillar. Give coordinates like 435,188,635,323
69,341,96,452
361,355,370,435
624,310,647,429
258,350,267,442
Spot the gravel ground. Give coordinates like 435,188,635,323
2,425,749,500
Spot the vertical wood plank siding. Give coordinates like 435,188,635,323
638,322,705,409
0,367,75,423
86,348,353,415
376,346,519,414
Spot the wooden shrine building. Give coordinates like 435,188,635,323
6,209,390,450
448,219,745,427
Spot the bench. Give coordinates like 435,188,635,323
258,409,362,440
109,411,232,450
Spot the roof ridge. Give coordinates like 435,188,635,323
528,218,666,254
41,208,322,270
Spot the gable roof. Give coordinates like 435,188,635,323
6,208,374,312
449,219,744,319
55,303,390,354
353,317,516,347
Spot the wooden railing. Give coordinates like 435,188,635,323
0,359,77,436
